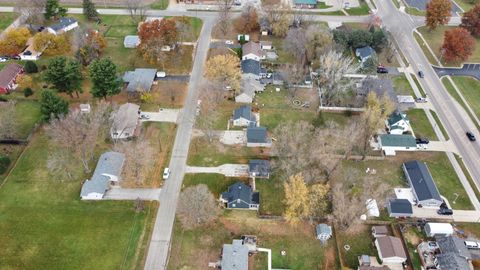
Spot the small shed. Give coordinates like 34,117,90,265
425,223,454,237
124,35,140,48
316,224,332,241
79,104,91,113
372,226,389,238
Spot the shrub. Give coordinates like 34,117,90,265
24,87,34,97
24,61,38,73
0,155,11,174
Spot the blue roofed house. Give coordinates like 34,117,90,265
220,239,249,270
220,182,260,210
233,105,257,127
403,160,443,208
248,159,270,178
355,46,375,66
386,112,411,135
80,152,125,200
47,17,79,35
246,127,272,147
294,0,317,8
124,35,140,48
122,68,157,94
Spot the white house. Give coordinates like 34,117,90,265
19,37,45,61
316,224,332,241
232,105,257,127
111,103,140,139
375,236,407,265
242,42,265,61
378,134,417,156
425,223,454,237
47,17,79,35
386,112,411,135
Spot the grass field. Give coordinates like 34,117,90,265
408,109,438,140
0,12,16,32
150,0,169,9
451,76,480,119
345,0,371,15
336,225,376,268
392,75,415,96
441,77,480,131
0,132,157,269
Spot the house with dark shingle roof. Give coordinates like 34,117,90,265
123,68,157,93
0,63,23,94
387,199,413,218
220,182,259,210
403,160,442,208
435,236,472,270
246,127,272,148
80,152,125,200
232,105,257,127
47,17,78,35
374,236,407,264
248,159,270,178
356,46,375,65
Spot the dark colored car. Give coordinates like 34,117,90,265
437,208,453,215
416,138,430,144
377,67,388,74
467,132,476,141
418,71,424,78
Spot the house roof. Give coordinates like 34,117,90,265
221,182,259,207
294,0,317,4
124,35,140,46
435,253,470,270
249,159,270,177
379,134,416,147
221,239,249,270
112,103,140,137
247,127,268,143
316,224,332,235
80,152,125,197
49,17,77,31
0,63,23,89
241,59,261,75
122,68,157,92
388,112,408,127
372,226,389,235
388,199,413,215
403,160,442,202
233,105,255,122
436,236,471,259
376,236,407,259
242,41,264,57
260,41,272,47
356,46,375,59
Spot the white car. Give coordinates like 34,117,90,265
156,71,166,78
163,168,170,180
225,40,234,45
0,58,7,62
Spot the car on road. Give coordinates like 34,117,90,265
140,114,150,120
416,137,429,144
437,208,453,215
415,97,427,103
377,67,388,73
225,40,234,45
156,71,166,78
467,131,476,141
163,168,170,180
418,71,424,78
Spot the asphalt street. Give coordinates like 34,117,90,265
433,63,480,80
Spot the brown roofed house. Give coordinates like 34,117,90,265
375,236,407,265
242,41,265,61
372,226,389,238
0,63,24,94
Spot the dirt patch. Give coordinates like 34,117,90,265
323,246,337,270
208,47,237,59
404,229,422,246
150,81,188,109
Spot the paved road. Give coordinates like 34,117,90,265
376,0,480,206
433,63,480,80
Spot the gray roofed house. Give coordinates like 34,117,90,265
220,182,259,210
111,103,140,139
246,127,272,147
47,17,79,35
437,236,471,260
236,74,265,104
124,35,140,48
123,68,157,93
387,199,413,218
372,226,389,238
248,159,270,178
242,41,265,61
220,239,249,270
355,46,375,64
232,105,257,127
436,253,470,270
241,59,261,76
403,160,442,208
80,152,125,200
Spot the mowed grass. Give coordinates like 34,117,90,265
151,0,169,9
336,225,376,268
392,74,415,96
0,132,157,269
168,211,328,270
408,108,438,140
345,0,371,15
0,12,17,32
451,76,480,119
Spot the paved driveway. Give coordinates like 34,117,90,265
141,109,180,123
186,164,249,177
412,207,480,222
104,187,162,201
404,0,462,14
209,41,241,49
219,130,246,145
155,75,190,82
433,63,480,80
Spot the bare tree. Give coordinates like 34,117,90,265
279,63,305,96
125,0,147,24
47,150,78,181
46,101,112,173
217,0,233,37
0,101,18,140
305,24,334,64
197,81,224,141
177,184,220,229
264,5,292,37
114,138,154,186
283,27,307,66
14,0,45,28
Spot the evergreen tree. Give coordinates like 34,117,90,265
83,0,99,22
89,58,122,100
44,57,83,98
40,90,69,121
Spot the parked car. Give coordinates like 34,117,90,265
225,40,234,45
416,138,430,144
415,97,427,103
437,208,453,215
163,168,170,180
156,71,166,78
418,71,424,78
377,67,388,73
467,131,476,141
0,58,6,62
140,114,150,120
428,241,439,249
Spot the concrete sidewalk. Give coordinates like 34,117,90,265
186,164,249,177
104,187,162,201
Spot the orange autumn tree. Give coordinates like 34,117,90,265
138,18,178,63
426,0,452,30
441,27,475,63
460,4,480,37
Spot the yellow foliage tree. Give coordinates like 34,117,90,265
0,27,31,55
33,32,54,51
205,54,241,91
16,74,33,89
309,183,330,217
284,174,311,224
44,34,71,56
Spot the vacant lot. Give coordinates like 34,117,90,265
408,108,438,140
392,75,415,96
0,132,157,269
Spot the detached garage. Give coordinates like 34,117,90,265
425,223,454,237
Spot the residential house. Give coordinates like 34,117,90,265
235,74,264,103
241,59,262,77
385,112,411,135
246,127,272,148
425,223,454,237
220,239,249,270
248,159,270,178
374,236,407,264
47,17,78,35
124,35,140,48
111,103,140,139
316,224,332,241
356,46,375,65
80,151,125,200
372,226,389,238
242,41,265,61
220,182,260,210
294,0,317,8
260,41,272,50
232,105,257,127
378,134,417,156
435,236,472,270
387,199,413,218
0,63,24,94
122,68,157,94
403,160,443,208
20,37,45,61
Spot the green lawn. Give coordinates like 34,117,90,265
451,77,480,119
405,6,426,16
392,75,415,96
337,225,376,268
414,31,439,65
0,12,17,32
0,132,156,269
430,110,450,140
317,2,334,8
454,0,476,12
441,77,480,131
12,101,42,139
345,0,371,15
150,0,169,9
183,173,239,197
408,109,438,140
